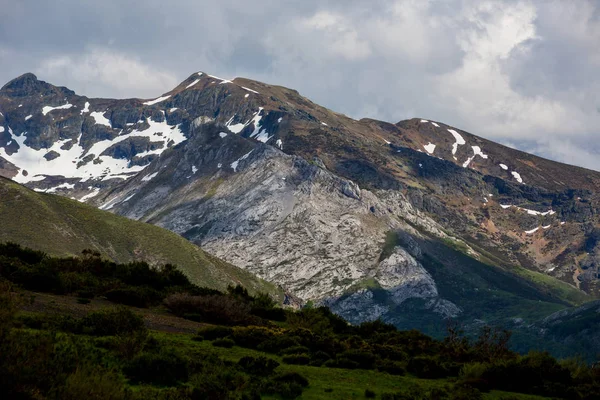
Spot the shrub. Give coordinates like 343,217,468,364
257,335,300,353
164,293,261,326
197,326,233,341
338,349,378,369
114,329,149,360
376,360,407,376
60,366,126,400
407,356,449,379
238,356,280,376
263,371,310,400
212,338,235,348
365,388,376,398
105,286,163,308
232,326,277,349
125,349,189,386
309,350,332,367
282,354,310,365
80,307,147,336
279,345,310,355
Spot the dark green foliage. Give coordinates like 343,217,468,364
263,372,310,399
197,326,233,340
282,353,311,365
0,242,200,306
125,349,189,386
407,356,450,379
164,293,262,326
212,338,235,348
365,388,376,398
231,326,277,348
238,356,280,376
104,286,163,308
79,307,146,336
1,244,600,400
279,345,310,355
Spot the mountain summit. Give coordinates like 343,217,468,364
1,70,599,352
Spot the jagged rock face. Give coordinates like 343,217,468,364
1,70,600,335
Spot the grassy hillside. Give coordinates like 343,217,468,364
2,245,599,399
0,177,279,296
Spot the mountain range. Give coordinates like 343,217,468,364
1,71,599,357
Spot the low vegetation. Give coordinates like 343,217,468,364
1,242,599,399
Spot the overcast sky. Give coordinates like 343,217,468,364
1,0,599,170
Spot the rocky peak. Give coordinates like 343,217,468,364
0,73,73,98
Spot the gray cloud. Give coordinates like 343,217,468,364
0,0,599,170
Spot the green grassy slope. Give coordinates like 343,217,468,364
0,177,279,296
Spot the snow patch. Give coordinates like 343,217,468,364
420,119,429,123
248,107,272,143
186,79,200,89
447,129,465,156
500,204,512,209
80,102,90,114
169,108,178,112
321,122,328,126
219,132,228,138
430,122,440,127
0,117,186,184
525,227,539,234
225,115,246,134
231,150,253,172
462,145,488,168
241,86,259,94
499,164,508,170
192,166,198,174
42,103,73,115
25,115,32,121
78,188,100,202
542,225,551,229
143,95,170,106
276,139,283,149
423,143,436,154
511,171,523,184
192,116,214,128
141,172,158,182
90,111,111,127
45,182,75,193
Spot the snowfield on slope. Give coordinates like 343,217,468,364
0,117,186,184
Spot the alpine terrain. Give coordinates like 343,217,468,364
1,71,599,356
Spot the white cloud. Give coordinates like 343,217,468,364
1,0,598,170
37,48,178,99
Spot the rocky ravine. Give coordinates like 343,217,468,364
1,71,599,339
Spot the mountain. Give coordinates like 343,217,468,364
0,175,279,296
1,71,599,345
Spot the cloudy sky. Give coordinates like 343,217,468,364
1,0,599,170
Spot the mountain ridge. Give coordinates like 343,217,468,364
1,70,599,349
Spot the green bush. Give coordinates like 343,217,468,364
60,366,126,400
125,349,189,386
279,345,310,355
80,307,147,336
197,326,233,341
105,286,163,308
232,326,277,349
212,338,235,348
238,356,280,376
365,388,376,398
376,359,407,375
263,372,310,399
257,335,300,353
282,353,311,365
407,356,449,379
